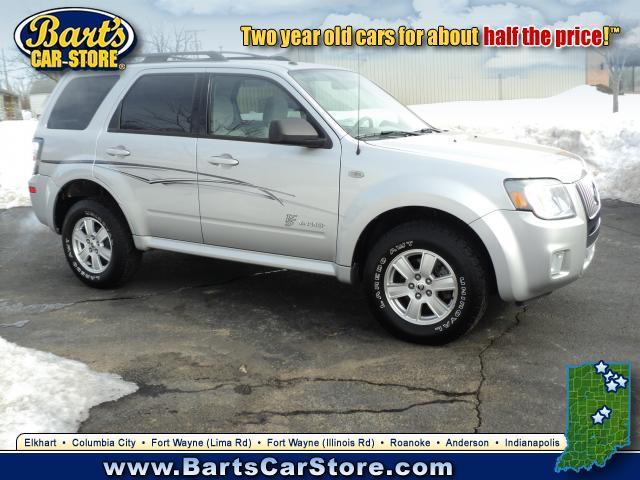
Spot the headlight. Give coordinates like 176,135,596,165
504,178,576,220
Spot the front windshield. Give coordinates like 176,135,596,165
290,69,431,139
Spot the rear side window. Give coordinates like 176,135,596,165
47,76,118,130
118,74,196,134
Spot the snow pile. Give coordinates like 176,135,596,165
0,337,137,449
0,120,38,209
411,86,640,204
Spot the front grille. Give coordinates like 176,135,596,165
576,176,601,219
586,214,600,247
575,176,601,247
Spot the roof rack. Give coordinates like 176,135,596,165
221,51,290,61
129,50,290,63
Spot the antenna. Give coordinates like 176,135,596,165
356,46,361,155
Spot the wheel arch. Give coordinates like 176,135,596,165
350,206,497,292
53,178,133,235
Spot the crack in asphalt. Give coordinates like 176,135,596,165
9,268,287,314
236,398,473,425
135,382,237,398
128,375,475,400
78,373,476,431
473,306,526,433
0,320,30,328
114,375,477,428
251,376,476,398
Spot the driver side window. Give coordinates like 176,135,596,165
209,75,306,140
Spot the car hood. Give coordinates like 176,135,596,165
368,132,586,183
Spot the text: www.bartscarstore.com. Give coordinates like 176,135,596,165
103,457,454,477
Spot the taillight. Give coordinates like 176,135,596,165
32,138,43,174
29,186,37,194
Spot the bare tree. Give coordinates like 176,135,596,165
599,24,640,113
602,48,626,113
5,51,63,86
143,26,197,53
10,75,34,110
0,51,61,114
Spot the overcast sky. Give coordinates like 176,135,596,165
3,0,639,79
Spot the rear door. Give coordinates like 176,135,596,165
95,70,203,243
196,70,342,261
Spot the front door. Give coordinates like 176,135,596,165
196,72,341,261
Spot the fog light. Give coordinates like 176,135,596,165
550,249,569,278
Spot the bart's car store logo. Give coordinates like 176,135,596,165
14,7,136,70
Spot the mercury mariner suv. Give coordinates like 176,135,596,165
29,51,601,344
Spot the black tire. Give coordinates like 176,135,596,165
363,220,489,345
61,199,141,288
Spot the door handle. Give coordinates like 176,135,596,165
209,153,239,167
106,146,130,157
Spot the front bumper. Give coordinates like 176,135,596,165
470,202,597,302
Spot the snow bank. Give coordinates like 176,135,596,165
0,121,38,209
0,337,137,449
411,86,640,204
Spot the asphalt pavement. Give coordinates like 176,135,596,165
0,201,638,443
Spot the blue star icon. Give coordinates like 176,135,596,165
604,370,614,381
599,405,612,418
606,380,619,392
594,361,608,374
616,374,628,388
592,411,605,425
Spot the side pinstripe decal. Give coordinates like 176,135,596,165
40,159,295,205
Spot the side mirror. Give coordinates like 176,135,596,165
269,118,326,148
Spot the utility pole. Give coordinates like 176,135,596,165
185,29,205,52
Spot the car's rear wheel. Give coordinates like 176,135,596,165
61,199,141,288
363,220,489,344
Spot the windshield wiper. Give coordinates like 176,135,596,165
414,127,441,134
358,130,419,139
380,130,420,136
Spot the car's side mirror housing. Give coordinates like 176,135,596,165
269,118,327,148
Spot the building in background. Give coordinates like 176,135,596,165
29,77,57,118
0,88,21,120
586,50,609,87
290,47,587,104
288,47,639,105
586,50,640,93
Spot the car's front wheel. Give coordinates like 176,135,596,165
61,199,141,288
363,220,490,344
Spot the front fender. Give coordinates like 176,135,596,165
336,174,505,267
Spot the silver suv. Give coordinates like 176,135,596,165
29,51,601,344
